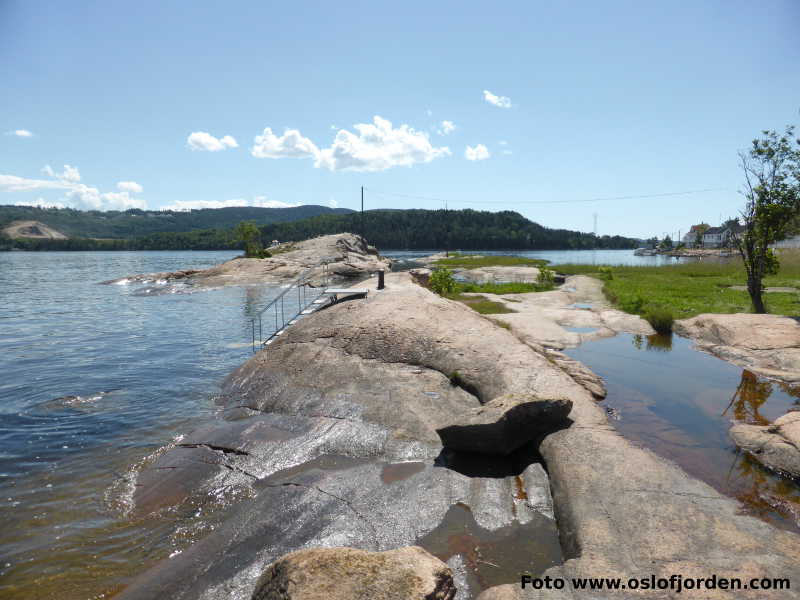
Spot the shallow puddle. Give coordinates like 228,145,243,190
566,333,800,531
380,461,426,483
569,302,593,310
417,502,562,593
564,326,597,333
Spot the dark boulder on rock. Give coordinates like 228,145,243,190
436,393,572,455
251,546,455,600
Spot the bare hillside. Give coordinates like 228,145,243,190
2,220,68,240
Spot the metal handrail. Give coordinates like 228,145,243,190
249,258,333,352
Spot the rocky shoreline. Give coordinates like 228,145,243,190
102,233,391,288
116,267,800,599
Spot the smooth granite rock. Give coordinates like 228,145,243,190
675,313,800,383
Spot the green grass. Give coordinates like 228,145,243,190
434,253,549,269
455,281,553,294
448,293,517,314
557,249,800,322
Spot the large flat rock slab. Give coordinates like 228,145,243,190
675,314,800,383
118,458,559,600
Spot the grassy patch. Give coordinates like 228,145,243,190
557,250,800,321
434,253,549,269
455,281,552,294
449,293,517,314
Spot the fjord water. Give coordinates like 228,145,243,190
0,250,286,598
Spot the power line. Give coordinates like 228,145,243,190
365,187,728,206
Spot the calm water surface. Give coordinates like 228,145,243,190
384,248,694,266
566,333,800,531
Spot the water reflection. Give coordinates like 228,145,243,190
723,370,774,426
565,333,800,532
632,333,672,352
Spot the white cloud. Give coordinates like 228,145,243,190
161,196,300,211
499,140,508,146
187,131,239,152
328,197,338,209
7,129,34,138
316,116,451,172
437,120,456,135
483,89,512,108
465,144,490,161
251,128,319,159
42,164,81,183
251,116,450,173
0,174,67,193
502,150,513,155
117,181,143,193
1,165,146,210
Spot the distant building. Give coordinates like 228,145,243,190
682,224,708,248
703,223,745,248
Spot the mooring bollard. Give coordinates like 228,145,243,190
377,269,385,290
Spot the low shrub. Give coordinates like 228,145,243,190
429,267,457,296
537,267,555,287
643,306,674,334
598,266,613,280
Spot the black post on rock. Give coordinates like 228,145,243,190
361,186,365,241
378,270,385,290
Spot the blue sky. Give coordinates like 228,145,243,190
1,0,798,238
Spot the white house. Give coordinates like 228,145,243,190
702,223,745,248
682,224,707,248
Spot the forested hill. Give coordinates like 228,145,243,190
260,209,638,250
0,205,353,239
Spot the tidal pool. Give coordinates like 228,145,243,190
565,333,800,532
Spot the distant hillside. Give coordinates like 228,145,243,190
1,207,638,252
260,209,638,250
2,220,68,240
0,205,353,239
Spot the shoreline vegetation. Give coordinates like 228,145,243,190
430,251,800,331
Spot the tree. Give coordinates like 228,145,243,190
659,235,673,250
234,220,267,258
732,126,800,313
693,223,710,247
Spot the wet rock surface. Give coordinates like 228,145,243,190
730,412,800,478
436,393,572,455
120,272,800,599
675,313,800,383
103,233,391,288
250,546,455,600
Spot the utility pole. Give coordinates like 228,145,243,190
444,199,449,257
593,213,598,248
361,186,364,241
